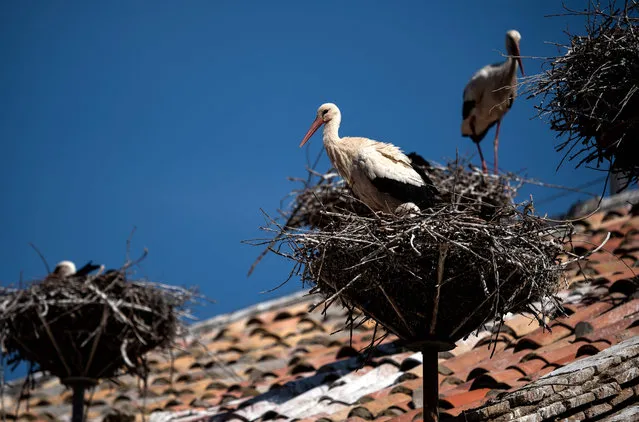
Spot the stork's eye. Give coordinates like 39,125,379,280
322,109,329,116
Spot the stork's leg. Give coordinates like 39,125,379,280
476,142,488,174
469,115,488,174
493,120,501,175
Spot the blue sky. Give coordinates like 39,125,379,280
1,0,602,342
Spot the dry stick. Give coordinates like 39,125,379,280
377,283,415,338
83,306,109,377
84,283,130,325
37,313,72,376
5,336,41,374
169,349,175,390
362,322,379,365
308,274,362,313
248,152,330,278
448,267,519,339
561,231,611,266
120,339,135,368
247,207,304,278
421,243,450,422
141,363,149,422
83,386,96,422
125,226,137,265
430,243,449,335
12,368,31,420
122,248,149,273
489,248,502,358
28,243,51,275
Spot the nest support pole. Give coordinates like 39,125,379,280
63,377,98,422
422,346,439,422
422,243,449,422
71,384,85,422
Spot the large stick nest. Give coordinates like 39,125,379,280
286,155,520,230
529,0,639,190
254,158,571,349
0,259,197,384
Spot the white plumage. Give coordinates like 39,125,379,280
52,260,77,277
461,30,525,174
299,103,438,214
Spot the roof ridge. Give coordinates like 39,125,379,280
567,188,639,217
461,335,639,421
189,289,317,336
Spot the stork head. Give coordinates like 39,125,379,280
299,103,341,147
52,260,76,277
505,30,524,77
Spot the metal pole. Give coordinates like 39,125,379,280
422,243,447,421
71,383,85,422
422,346,439,422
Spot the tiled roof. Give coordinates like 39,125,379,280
3,199,639,422
459,335,639,421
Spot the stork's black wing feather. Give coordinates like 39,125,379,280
370,154,440,209
75,261,102,277
462,100,476,120
407,152,433,170
409,161,440,200
370,177,438,209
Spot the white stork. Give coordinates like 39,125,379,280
299,103,439,214
461,30,525,174
52,260,77,277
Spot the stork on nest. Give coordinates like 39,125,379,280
528,0,639,192
0,255,199,422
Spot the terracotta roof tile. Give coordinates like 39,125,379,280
387,409,423,422
351,393,412,419
501,314,542,338
437,340,510,376
440,388,491,409
506,356,547,376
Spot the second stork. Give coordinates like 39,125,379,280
461,30,525,174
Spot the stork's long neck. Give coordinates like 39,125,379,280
504,43,519,80
322,118,341,146
505,56,518,78
492,54,518,90
322,117,352,182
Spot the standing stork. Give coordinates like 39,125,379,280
462,30,525,174
299,103,439,214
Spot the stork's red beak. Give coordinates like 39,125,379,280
299,116,324,147
515,45,525,77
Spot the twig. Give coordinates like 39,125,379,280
83,306,108,377
377,283,415,338
38,313,72,376
430,243,449,335
28,243,50,275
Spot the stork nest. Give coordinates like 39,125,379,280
529,0,639,191
252,158,570,348
285,156,522,230
0,258,198,385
